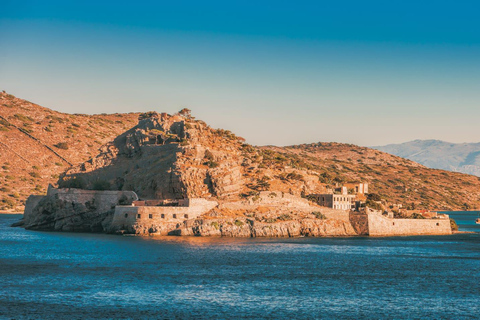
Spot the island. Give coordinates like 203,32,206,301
14,110,455,237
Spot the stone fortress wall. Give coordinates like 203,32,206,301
110,198,218,233
22,187,139,231
366,212,452,236
21,187,453,237
349,210,452,236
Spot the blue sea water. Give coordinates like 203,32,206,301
0,212,479,320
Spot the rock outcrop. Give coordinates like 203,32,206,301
60,112,247,200
172,217,357,237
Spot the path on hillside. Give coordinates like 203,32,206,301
0,115,73,166
0,141,31,164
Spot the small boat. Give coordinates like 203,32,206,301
476,218,480,224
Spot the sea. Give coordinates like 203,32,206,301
0,212,479,319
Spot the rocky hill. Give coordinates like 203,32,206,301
374,140,480,177
2,92,480,212
59,111,480,211
0,92,139,211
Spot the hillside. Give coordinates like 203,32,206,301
0,92,139,211
374,140,480,177
59,111,480,211
2,92,480,212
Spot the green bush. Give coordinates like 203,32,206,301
312,211,327,219
277,214,291,221
204,150,215,161
54,142,69,150
366,199,383,211
138,111,157,120
59,176,86,189
14,114,33,122
450,218,459,231
410,213,425,219
205,160,219,168
367,193,382,201
234,220,244,227
1,198,16,209
286,172,304,181
29,171,41,178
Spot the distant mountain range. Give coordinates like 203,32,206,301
373,140,480,177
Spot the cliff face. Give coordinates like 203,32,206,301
60,112,246,200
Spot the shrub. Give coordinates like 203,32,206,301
138,111,157,120
14,114,33,122
205,160,219,168
204,150,214,161
286,172,304,181
366,199,383,211
319,172,334,183
59,176,86,189
367,193,382,201
211,221,219,229
178,108,192,118
410,213,425,219
29,172,40,178
234,220,244,227
450,218,459,231
240,191,259,199
277,214,291,221
1,198,16,209
312,211,327,220
54,142,69,150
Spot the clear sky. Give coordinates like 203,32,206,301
1,0,479,146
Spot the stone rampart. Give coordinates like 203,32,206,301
23,188,139,231
367,213,452,236
110,198,218,234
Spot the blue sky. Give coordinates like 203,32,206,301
1,0,479,146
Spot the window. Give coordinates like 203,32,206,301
393,222,395,226
173,214,177,219
184,214,188,219
161,214,165,219
436,223,439,226
124,213,128,218
149,214,153,219
137,214,141,218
